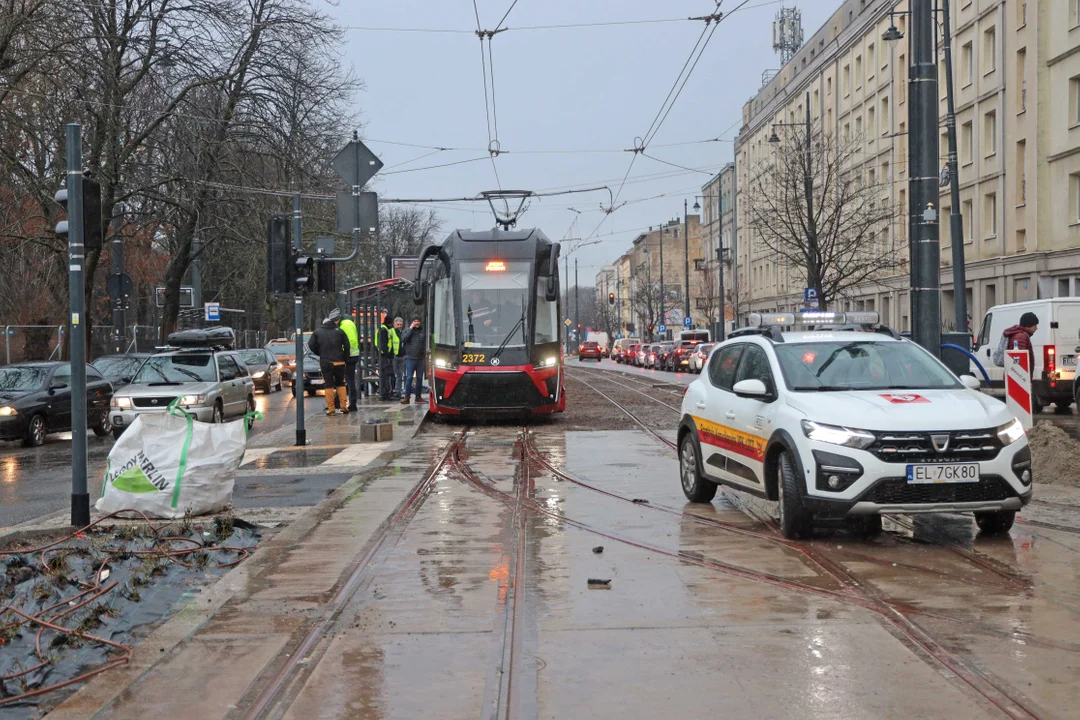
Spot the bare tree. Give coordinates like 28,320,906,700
745,127,901,311
629,263,663,341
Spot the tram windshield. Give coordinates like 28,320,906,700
460,261,530,347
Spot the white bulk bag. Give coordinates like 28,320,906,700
96,405,251,519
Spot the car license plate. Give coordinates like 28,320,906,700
1062,355,1076,367
309,378,323,385
906,463,980,484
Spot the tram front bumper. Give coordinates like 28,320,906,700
432,365,562,413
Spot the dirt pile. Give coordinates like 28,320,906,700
1026,421,1080,487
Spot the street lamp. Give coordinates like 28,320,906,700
693,195,727,341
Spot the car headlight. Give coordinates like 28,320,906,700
180,394,206,405
252,371,266,379
801,420,876,449
0,406,16,416
996,418,1025,446
112,397,132,409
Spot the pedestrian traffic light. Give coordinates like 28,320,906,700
266,214,293,295
54,174,103,249
294,256,314,294
316,257,335,293
608,293,615,305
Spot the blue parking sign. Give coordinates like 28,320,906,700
683,316,692,328
658,323,666,334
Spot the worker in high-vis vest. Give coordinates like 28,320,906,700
338,313,360,411
376,314,398,401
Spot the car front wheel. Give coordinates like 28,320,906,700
974,510,1015,535
92,412,112,437
777,450,813,539
23,414,46,447
211,403,223,424
679,434,716,503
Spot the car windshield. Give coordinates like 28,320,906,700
0,367,47,391
133,354,216,384
92,356,144,378
239,350,267,366
774,341,962,391
267,343,294,357
460,260,530,347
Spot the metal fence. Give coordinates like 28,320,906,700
2,325,64,364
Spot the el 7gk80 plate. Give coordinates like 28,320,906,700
906,463,980,484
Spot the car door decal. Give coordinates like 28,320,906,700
693,415,766,462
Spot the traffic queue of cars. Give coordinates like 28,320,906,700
611,337,714,374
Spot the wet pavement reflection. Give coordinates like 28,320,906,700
272,425,1080,719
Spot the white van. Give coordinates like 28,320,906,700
972,298,1080,412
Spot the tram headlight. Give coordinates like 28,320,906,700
534,356,558,369
434,357,457,371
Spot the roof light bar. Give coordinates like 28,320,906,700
748,311,881,328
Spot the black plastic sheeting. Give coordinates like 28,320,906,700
0,517,258,716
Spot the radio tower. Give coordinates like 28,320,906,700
772,3,804,64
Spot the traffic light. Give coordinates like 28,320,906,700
316,258,335,293
54,174,103,249
294,255,314,294
608,292,615,305
266,214,293,295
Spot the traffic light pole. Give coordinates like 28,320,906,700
293,192,306,446
111,212,125,353
66,124,90,527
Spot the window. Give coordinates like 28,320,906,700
983,27,996,75
868,167,876,188
942,206,952,246
855,55,863,88
827,76,833,95
1071,75,1080,126
844,122,850,142
882,160,890,181
867,43,875,78
813,88,819,115
1017,1,1027,28
880,97,889,135
976,313,993,349
433,277,457,346
734,345,775,391
868,105,876,136
135,354,216,383
984,193,997,237
217,355,239,381
898,54,907,102
962,42,973,85
962,199,973,242
1073,0,1080,27
535,282,558,344
855,115,862,139
984,111,997,156
1016,140,1027,204
460,260,530,346
774,341,960,392
899,189,907,240
1017,49,1027,113
843,64,851,95
961,121,973,164
1071,174,1080,222
708,345,745,390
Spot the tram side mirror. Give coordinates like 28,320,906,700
413,281,427,306
546,275,557,302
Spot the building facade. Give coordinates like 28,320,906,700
700,163,738,333
733,0,1080,334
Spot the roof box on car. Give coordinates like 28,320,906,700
167,327,235,348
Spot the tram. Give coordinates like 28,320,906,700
413,228,565,417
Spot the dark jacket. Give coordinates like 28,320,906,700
308,321,349,364
1002,324,1035,369
400,325,426,360
376,321,394,356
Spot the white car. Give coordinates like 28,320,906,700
677,312,1032,539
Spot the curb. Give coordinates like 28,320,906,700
42,410,429,719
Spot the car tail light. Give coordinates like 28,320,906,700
1045,345,1056,384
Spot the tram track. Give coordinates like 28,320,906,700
240,429,467,720
448,430,1044,720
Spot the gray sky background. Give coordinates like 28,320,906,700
329,1,833,285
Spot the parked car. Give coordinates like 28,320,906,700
266,339,296,386
971,298,1080,413
0,362,114,447
238,348,284,393
612,338,630,362
656,342,676,370
670,340,702,372
689,343,714,373
111,330,256,439
625,343,641,366
678,311,1031,539
579,341,603,361
91,353,151,390
644,344,660,369
290,353,324,396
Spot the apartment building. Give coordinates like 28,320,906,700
732,0,1080,333
700,163,738,332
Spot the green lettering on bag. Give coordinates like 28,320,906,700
112,466,160,494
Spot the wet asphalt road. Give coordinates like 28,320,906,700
0,387,313,528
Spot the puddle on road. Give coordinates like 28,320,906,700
252,447,345,469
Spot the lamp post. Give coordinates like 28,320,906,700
683,199,691,321
693,193,726,341
659,223,665,339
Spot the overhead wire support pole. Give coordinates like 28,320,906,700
293,192,306,447
941,0,967,341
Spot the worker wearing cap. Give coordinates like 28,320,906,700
308,309,349,415
338,311,361,411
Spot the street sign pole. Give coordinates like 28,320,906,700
293,192,306,446
66,124,90,527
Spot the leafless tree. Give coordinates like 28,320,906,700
629,263,664,341
744,127,901,311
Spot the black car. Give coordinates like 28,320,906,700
237,348,284,393
656,342,676,371
0,362,114,447
91,353,151,390
290,354,324,396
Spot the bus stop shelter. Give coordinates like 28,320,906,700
343,277,415,397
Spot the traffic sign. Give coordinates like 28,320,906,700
803,288,818,301
658,323,666,334
564,318,572,326
683,316,692,328
335,190,379,234
106,273,134,300
205,302,220,322
332,138,384,188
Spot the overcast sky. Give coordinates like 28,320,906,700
328,1,833,285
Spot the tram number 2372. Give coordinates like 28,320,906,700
462,353,487,364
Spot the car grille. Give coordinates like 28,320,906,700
132,396,177,408
861,475,1016,505
868,429,1002,464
